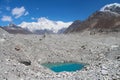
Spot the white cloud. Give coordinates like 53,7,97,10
12,6,29,18
1,16,12,22
19,17,72,33
6,7,10,11
24,11,29,16
31,17,35,20
31,17,38,20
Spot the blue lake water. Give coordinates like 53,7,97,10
42,62,85,72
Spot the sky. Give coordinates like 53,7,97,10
0,0,120,26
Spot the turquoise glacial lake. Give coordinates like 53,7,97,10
42,62,85,72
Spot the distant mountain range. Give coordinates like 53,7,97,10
19,17,72,34
0,23,69,34
0,17,72,34
64,3,120,33
1,23,32,34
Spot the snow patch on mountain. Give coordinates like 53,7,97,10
100,3,120,14
19,17,72,33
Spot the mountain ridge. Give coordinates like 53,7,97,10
1,23,33,34
64,3,120,34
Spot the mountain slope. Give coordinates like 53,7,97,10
1,24,33,34
65,3,120,33
64,20,82,33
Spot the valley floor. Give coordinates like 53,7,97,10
0,30,120,80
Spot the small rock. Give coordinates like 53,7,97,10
39,39,42,41
81,45,86,49
101,70,108,75
102,65,108,70
116,56,120,61
110,45,120,51
18,59,31,66
0,38,5,42
15,46,21,51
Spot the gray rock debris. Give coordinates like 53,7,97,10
0,29,120,80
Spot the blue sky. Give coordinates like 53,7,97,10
0,0,120,26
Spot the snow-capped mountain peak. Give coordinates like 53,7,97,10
19,17,72,33
100,3,120,14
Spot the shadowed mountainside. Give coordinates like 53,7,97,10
64,11,120,33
